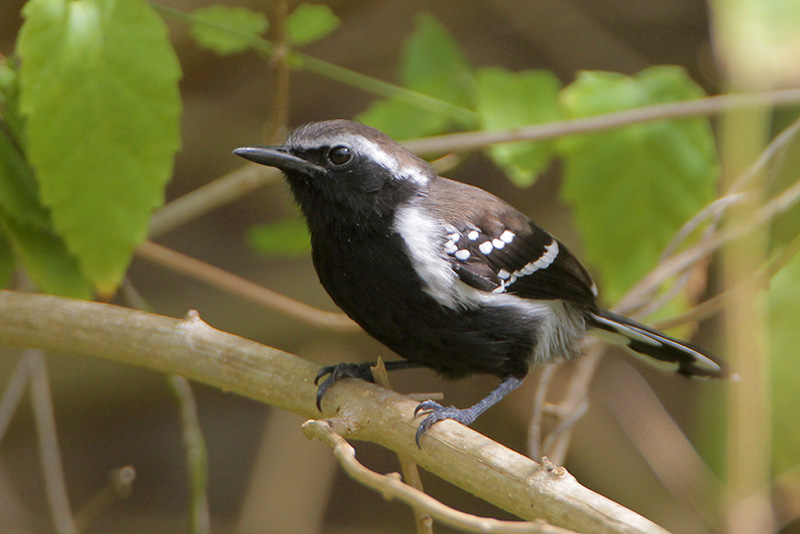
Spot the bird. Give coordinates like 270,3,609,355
234,119,731,446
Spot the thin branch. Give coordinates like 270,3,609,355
151,2,475,125
169,375,210,534
74,466,136,532
120,279,211,534
596,360,723,527
527,363,557,461
620,116,800,313
533,113,800,477
655,230,800,332
0,290,672,534
372,360,433,534
302,419,578,534
0,354,30,444
541,345,605,466
28,350,77,534
148,165,281,238
264,0,291,145
134,240,359,332
402,87,800,156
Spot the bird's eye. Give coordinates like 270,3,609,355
327,145,352,166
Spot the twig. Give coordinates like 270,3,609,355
541,345,605,466
527,363,557,461
0,290,674,533
402,87,800,156
0,354,31,444
535,114,800,473
302,419,578,534
264,0,290,145
169,373,210,534
596,360,722,526
619,116,800,314
74,466,136,532
148,165,281,238
372,359,433,534
119,280,211,534
28,350,77,534
151,2,475,125
625,169,800,314
655,230,800,331
134,240,359,332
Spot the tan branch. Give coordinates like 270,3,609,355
302,419,579,534
0,290,671,534
135,240,358,332
402,88,800,156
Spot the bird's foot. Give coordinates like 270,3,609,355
314,362,375,411
413,400,480,447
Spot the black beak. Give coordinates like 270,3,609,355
233,146,326,176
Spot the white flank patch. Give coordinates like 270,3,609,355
394,205,467,308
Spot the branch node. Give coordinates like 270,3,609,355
181,309,205,325
540,457,567,478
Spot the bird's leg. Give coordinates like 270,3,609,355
314,360,421,410
413,376,524,447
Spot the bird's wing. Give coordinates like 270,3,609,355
443,212,598,306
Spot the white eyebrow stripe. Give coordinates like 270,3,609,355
294,132,430,186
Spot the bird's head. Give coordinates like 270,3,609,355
234,120,436,230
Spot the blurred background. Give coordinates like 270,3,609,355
1,0,799,533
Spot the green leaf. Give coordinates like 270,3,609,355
558,66,718,303
769,251,800,472
0,228,13,289
189,5,268,55
357,12,474,139
18,0,182,296
0,62,50,229
247,219,311,258
475,67,561,186
287,4,339,46
401,13,473,108
0,129,49,228
0,215,92,299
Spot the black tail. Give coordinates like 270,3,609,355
589,309,732,379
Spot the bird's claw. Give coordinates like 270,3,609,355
314,362,375,411
413,400,470,447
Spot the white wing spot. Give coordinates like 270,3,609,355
479,241,494,255
455,249,471,261
492,238,506,249
468,230,480,241
497,269,511,280
500,230,515,243
512,240,560,279
537,240,559,268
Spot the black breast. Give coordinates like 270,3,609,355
309,225,538,379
